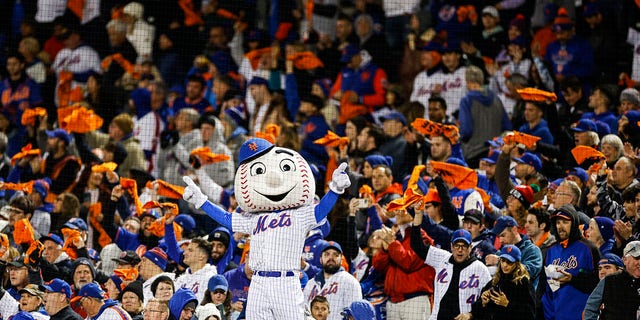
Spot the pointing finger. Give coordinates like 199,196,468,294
183,176,197,187
337,162,348,173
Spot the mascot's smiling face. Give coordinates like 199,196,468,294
235,138,315,212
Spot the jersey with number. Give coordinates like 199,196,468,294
425,246,491,320
303,270,363,320
175,264,218,303
232,205,318,271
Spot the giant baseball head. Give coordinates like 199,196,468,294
235,138,315,212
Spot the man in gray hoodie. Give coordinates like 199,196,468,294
458,66,512,168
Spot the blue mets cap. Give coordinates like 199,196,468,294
238,138,274,165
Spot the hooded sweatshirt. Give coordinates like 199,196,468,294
542,205,600,320
169,288,198,319
459,88,512,160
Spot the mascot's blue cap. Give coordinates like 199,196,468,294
238,138,275,165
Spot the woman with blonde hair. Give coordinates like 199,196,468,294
469,245,536,320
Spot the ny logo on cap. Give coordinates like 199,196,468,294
248,142,258,151
506,247,512,253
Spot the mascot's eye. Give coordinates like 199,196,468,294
250,162,267,176
279,159,296,172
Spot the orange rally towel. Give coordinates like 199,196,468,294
430,161,478,190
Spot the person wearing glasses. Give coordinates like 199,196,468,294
410,211,491,320
168,288,198,320
71,283,131,320
143,299,170,320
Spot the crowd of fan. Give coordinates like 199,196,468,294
1,0,640,319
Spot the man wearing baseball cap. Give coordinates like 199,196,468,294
72,283,129,320
304,241,362,320
42,128,81,203
485,216,543,289
40,278,82,320
542,205,600,320
462,210,496,263
39,233,73,283
583,241,640,319
411,211,491,320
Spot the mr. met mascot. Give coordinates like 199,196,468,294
183,137,351,319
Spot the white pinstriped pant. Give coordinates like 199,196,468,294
246,273,305,319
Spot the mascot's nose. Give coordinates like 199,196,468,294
265,170,284,187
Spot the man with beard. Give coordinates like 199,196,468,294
541,205,600,320
10,129,80,203
304,241,362,320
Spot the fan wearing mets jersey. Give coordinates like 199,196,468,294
182,137,351,319
410,210,491,320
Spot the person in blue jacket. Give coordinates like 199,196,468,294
542,205,600,320
168,288,198,320
518,100,554,145
544,10,594,85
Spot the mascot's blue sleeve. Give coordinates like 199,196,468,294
164,223,184,265
201,201,234,231
314,191,339,223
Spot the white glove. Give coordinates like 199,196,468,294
329,162,351,194
182,176,208,209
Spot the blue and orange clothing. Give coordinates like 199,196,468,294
331,62,387,110
1,76,42,156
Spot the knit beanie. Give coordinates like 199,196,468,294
510,185,534,209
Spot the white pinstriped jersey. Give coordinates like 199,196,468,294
303,271,363,320
425,246,491,320
232,205,318,272
175,264,218,303
410,67,468,117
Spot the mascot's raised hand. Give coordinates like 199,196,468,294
183,176,207,209
329,162,351,194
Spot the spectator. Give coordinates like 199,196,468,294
41,278,82,320
541,205,600,320
150,276,175,303
72,283,128,319
121,2,155,62
304,241,363,320
173,75,213,114
51,27,101,107
610,157,639,194
196,113,234,188
354,14,391,79
310,296,330,320
340,300,376,320
462,210,497,263
158,108,203,186
119,281,144,319
103,19,138,88
583,241,640,319
459,65,511,168
485,216,543,289
86,113,146,177
1,52,43,157
372,209,435,319
198,275,229,319
412,43,467,118
619,88,640,113
17,37,46,84
38,233,72,283
544,8,594,84
585,217,615,256
409,215,491,320
478,6,508,61
378,112,408,182
172,238,218,303
470,245,536,320
139,247,173,303
144,299,171,320
582,84,619,134
600,134,624,168
581,2,618,83
518,99,554,145
330,45,388,124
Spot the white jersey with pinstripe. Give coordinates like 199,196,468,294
425,246,491,320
